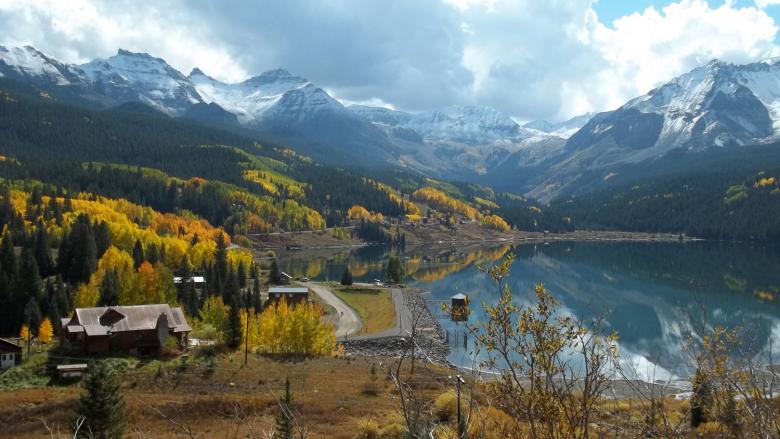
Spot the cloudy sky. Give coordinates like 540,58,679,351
2,0,780,121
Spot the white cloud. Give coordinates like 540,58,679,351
591,0,780,111
0,0,248,82
756,0,780,8
0,0,779,121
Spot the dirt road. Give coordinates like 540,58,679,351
300,282,362,338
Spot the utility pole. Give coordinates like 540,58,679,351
450,374,466,438
244,308,249,366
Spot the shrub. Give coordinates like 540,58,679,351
379,422,406,439
433,391,457,422
354,419,379,439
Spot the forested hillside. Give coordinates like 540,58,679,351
0,181,256,336
555,164,780,241
0,79,522,234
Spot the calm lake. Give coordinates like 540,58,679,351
278,241,780,380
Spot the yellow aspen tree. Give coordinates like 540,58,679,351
19,324,31,342
38,318,53,344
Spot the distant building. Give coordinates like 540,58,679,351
56,363,88,379
267,287,309,306
0,338,21,370
279,272,293,285
173,275,206,285
450,293,469,322
60,304,191,356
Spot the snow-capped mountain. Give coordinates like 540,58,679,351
80,49,203,116
189,67,310,124
521,58,780,200
523,113,594,138
6,44,780,198
349,104,533,144
0,45,87,87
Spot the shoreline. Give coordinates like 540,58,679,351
252,229,697,251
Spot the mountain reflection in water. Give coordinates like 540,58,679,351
278,241,780,379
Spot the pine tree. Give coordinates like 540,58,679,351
0,232,17,277
33,221,55,277
24,297,42,336
17,247,42,301
146,243,159,265
386,255,403,284
98,269,120,306
214,233,229,287
75,360,125,439
269,259,281,285
275,377,294,439
93,220,111,258
223,270,241,305
132,239,144,270
227,294,242,349
340,267,353,286
64,214,98,284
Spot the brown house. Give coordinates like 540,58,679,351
267,287,309,306
60,304,191,355
0,338,22,370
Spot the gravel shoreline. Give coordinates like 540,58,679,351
340,289,451,366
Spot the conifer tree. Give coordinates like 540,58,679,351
17,248,42,303
227,294,242,349
276,377,294,439
62,214,98,284
33,221,55,277
98,269,120,306
93,220,111,258
75,360,125,439
24,297,42,336
269,259,281,285
340,267,353,286
214,233,229,288
0,273,11,334
386,255,403,284
0,232,17,277
132,239,144,270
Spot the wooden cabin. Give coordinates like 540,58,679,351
60,304,191,356
0,338,22,370
267,287,309,306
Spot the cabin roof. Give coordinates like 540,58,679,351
268,287,309,294
451,293,467,300
64,304,192,334
0,338,22,352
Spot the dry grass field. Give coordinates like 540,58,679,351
0,349,452,438
333,286,396,335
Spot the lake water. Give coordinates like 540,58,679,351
278,241,780,380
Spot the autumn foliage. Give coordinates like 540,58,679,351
241,299,336,356
347,205,385,223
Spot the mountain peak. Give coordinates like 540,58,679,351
189,67,206,77
243,68,307,85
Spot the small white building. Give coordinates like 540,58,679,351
0,338,22,370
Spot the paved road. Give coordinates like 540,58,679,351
300,282,362,338
347,288,413,341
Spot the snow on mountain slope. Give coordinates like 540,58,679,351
0,45,86,86
523,113,595,138
350,104,533,144
80,49,203,116
189,68,310,124
523,58,780,201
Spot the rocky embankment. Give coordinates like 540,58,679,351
340,290,450,365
